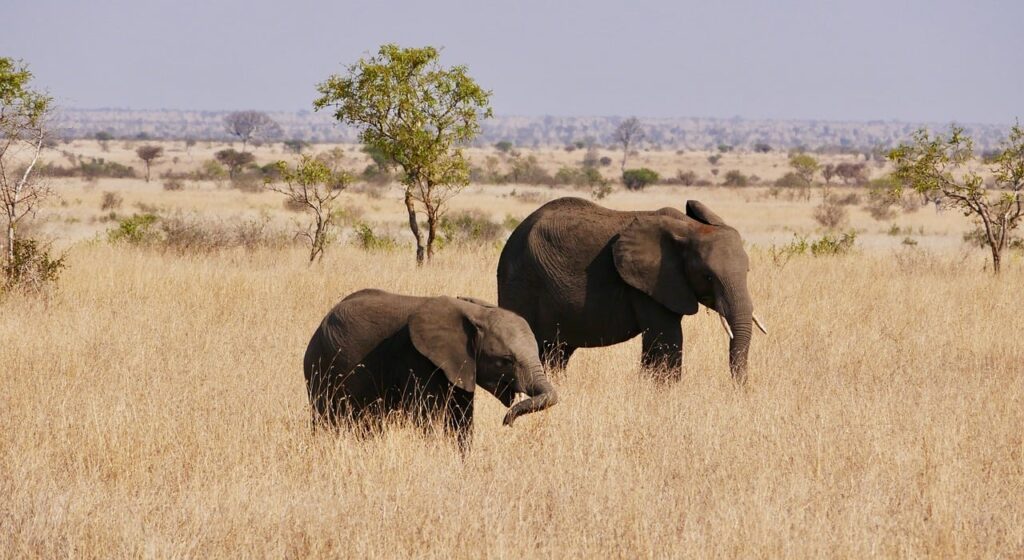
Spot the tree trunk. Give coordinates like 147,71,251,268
4,220,13,279
145,162,151,183
621,143,629,172
404,189,425,265
426,211,437,261
991,244,1002,275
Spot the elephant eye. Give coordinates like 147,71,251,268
495,355,513,367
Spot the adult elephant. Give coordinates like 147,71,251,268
497,197,766,382
303,289,558,449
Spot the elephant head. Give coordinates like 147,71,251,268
408,297,559,425
612,200,767,382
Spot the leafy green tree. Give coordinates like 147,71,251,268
1,58,55,288
494,140,513,153
788,152,820,188
314,44,493,264
889,124,1024,274
214,148,255,179
135,145,163,182
622,168,659,191
265,156,352,262
95,131,113,151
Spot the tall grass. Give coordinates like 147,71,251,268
1,244,1022,557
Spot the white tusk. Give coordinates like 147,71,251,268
718,314,734,340
753,313,768,335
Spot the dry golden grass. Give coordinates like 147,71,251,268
2,240,1023,557
3,138,1022,556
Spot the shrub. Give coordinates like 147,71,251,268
722,170,748,187
107,213,160,245
195,160,229,182
769,232,857,263
494,141,513,153
622,168,659,191
810,231,857,255
598,156,612,166
100,191,123,211
504,154,552,185
591,184,613,200
775,172,805,188
157,213,290,253
1,238,65,294
79,158,136,179
230,170,263,193
676,170,697,186
707,154,722,165
753,143,772,153
438,210,504,246
353,223,398,251
163,178,185,191
813,198,849,229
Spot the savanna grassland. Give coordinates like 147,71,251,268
1,140,1022,558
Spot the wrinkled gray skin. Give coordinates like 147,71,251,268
497,197,755,382
303,289,558,449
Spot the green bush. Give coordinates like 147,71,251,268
2,238,66,294
79,158,136,179
439,210,504,246
775,172,805,188
353,223,398,251
810,232,858,255
107,213,160,245
770,232,857,259
622,168,659,191
722,170,748,187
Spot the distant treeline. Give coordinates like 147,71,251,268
52,108,1011,152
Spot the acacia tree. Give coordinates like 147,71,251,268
889,124,1024,274
223,110,282,152
314,44,492,264
266,156,352,262
614,117,645,171
214,148,255,179
1,58,55,286
135,144,163,182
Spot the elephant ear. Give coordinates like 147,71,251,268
408,297,479,392
613,217,699,316
686,200,728,227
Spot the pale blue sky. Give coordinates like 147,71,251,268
2,0,1020,123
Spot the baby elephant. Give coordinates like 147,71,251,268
303,289,559,448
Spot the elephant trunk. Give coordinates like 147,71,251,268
503,362,558,426
719,283,754,384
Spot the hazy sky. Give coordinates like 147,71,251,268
2,0,1020,123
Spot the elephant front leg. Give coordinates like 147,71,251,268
640,327,683,380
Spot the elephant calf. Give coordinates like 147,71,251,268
303,289,559,448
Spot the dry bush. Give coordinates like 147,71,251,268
1,245,1022,557
813,197,849,229
100,191,123,211
163,178,185,191
158,213,291,252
